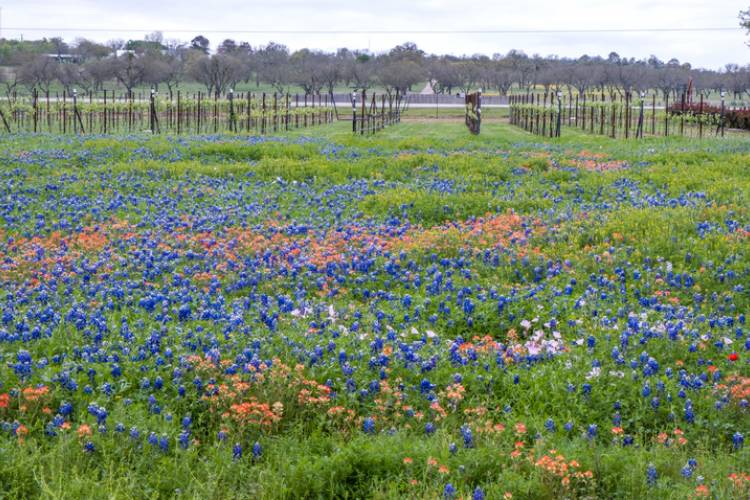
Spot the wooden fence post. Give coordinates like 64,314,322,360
360,90,366,135
352,91,357,133
680,92,685,136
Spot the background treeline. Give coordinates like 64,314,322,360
1,32,749,102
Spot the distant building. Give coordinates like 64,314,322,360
114,49,136,58
44,53,81,63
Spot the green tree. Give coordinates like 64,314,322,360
741,7,750,45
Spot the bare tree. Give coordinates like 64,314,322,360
377,58,424,96
56,63,78,92
106,39,125,53
0,67,20,100
217,39,239,54
161,57,183,98
537,66,561,93
18,56,58,93
723,64,750,99
505,50,534,90
84,59,113,92
453,61,481,94
50,37,69,57
655,65,686,101
345,56,376,90
256,42,292,93
489,59,516,95
290,49,329,95
73,38,110,61
187,54,243,96
108,53,147,96
320,49,348,95
428,56,460,95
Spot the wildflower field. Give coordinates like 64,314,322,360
0,121,748,499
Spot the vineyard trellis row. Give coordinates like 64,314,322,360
0,89,335,135
351,89,403,135
509,91,731,139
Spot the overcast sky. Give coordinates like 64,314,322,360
2,0,748,69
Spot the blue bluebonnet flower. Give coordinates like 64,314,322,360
460,425,474,448
733,432,744,450
178,431,190,449
363,417,375,434
233,443,242,460
87,403,108,425
443,483,455,499
681,464,692,478
545,418,556,433
59,402,73,416
587,424,598,439
684,400,695,424
646,464,658,486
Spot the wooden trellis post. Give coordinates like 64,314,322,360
352,91,357,134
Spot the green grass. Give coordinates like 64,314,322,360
0,120,748,499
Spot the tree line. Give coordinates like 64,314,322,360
1,32,749,101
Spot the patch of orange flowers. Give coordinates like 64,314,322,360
297,380,332,405
226,399,283,427
723,375,750,403
728,472,750,491
22,385,49,402
533,449,594,488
